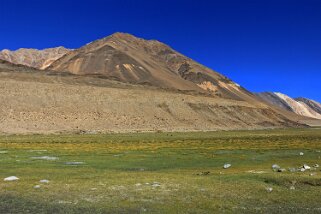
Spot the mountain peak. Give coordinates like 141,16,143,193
105,32,170,49
48,33,257,101
110,32,137,39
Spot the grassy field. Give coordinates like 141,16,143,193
0,128,320,213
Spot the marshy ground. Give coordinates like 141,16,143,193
0,128,320,213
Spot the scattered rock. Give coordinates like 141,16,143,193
300,168,306,172
31,156,58,161
33,185,41,189
314,164,319,168
303,164,311,170
4,176,19,181
90,188,97,191
152,183,161,188
64,162,84,165
290,186,295,190
58,200,73,204
223,164,231,169
272,164,280,171
299,152,304,156
135,183,142,187
40,179,49,184
141,208,147,212
310,173,316,176
29,150,47,152
197,171,210,176
288,168,297,172
277,168,286,172
266,187,273,193
247,170,266,174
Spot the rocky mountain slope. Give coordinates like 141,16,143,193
0,47,70,69
48,33,259,103
256,92,321,119
295,97,321,115
0,58,303,134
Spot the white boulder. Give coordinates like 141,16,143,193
266,187,273,192
33,185,41,189
303,164,311,170
4,176,19,181
223,163,231,169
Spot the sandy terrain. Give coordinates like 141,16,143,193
0,70,298,134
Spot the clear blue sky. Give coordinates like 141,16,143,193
0,0,320,101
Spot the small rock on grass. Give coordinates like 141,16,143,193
272,164,280,171
223,164,231,169
151,182,161,187
266,187,273,193
299,152,304,156
303,164,311,170
288,168,297,172
290,186,295,190
314,164,319,168
33,185,41,189
40,179,49,184
64,162,84,165
31,156,58,161
277,168,286,172
197,171,210,176
141,208,147,212
144,182,159,186
4,176,19,181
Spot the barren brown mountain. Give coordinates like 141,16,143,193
1,33,316,134
0,46,70,69
48,33,260,103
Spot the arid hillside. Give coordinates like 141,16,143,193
0,60,301,134
1,33,317,134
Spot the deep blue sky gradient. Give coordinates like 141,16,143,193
0,0,320,101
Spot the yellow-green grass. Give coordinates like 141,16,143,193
0,128,320,213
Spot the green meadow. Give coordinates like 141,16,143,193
0,128,320,213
